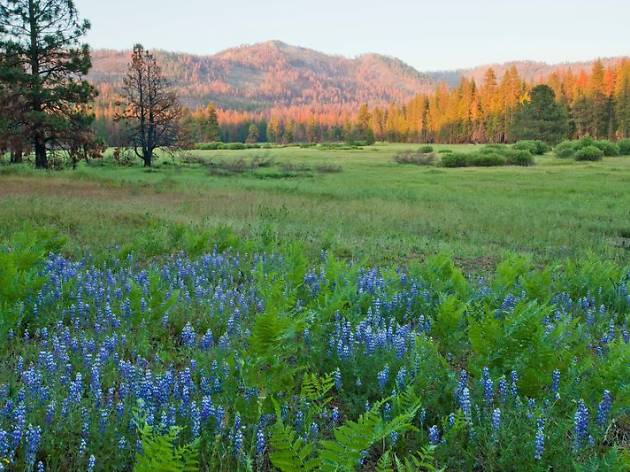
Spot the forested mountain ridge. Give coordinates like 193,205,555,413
89,41,437,110
90,42,627,112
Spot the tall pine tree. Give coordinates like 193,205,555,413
0,0,97,168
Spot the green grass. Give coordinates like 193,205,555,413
1,142,630,266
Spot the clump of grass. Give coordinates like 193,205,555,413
393,151,436,166
441,145,534,167
315,163,343,173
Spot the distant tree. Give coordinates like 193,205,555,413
510,85,569,144
117,44,182,167
205,104,221,141
0,0,98,168
246,123,259,143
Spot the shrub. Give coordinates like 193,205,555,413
554,140,577,158
195,142,221,150
315,163,343,173
593,140,620,156
440,153,469,167
513,140,550,155
394,151,436,166
418,145,434,153
438,149,453,154
505,149,535,166
618,138,630,155
468,152,506,167
574,145,604,161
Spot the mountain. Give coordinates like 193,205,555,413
89,42,628,111
89,41,437,111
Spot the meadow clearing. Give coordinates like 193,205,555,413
1,143,630,266
1,143,629,471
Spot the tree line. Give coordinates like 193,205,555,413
174,59,628,146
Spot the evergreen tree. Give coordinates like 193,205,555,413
205,103,221,141
246,123,259,143
510,85,569,144
0,0,97,168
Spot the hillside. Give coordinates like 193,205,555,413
89,41,437,110
90,42,628,112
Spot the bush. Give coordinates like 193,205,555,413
440,153,469,167
438,149,453,154
554,140,577,158
593,140,620,156
418,145,434,153
574,145,604,161
468,152,507,167
618,138,630,155
513,140,550,155
315,163,343,173
505,149,535,166
195,142,221,150
394,151,436,166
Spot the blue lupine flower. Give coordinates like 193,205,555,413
491,408,501,439
428,425,440,445
377,365,389,391
181,323,196,347
25,424,41,467
460,387,472,424
574,399,589,451
87,455,96,472
256,427,265,455
332,406,340,424
551,370,560,398
534,426,545,460
596,390,612,427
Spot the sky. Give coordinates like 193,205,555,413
77,0,630,71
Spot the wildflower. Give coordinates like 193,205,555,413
534,426,545,460
574,399,589,451
256,427,265,455
596,390,612,427
551,370,560,398
491,409,501,439
377,364,389,391
87,454,96,472
333,368,342,390
460,387,472,424
428,425,440,445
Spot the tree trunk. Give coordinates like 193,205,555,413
34,138,47,169
10,149,23,163
143,149,152,167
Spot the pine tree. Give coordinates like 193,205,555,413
510,85,569,144
0,0,98,168
246,123,259,143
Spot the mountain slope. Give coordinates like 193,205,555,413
89,41,437,110
89,42,628,111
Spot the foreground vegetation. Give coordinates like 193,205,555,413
0,228,628,471
1,143,630,470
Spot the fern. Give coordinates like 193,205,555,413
133,423,199,472
376,450,394,472
318,395,422,471
269,421,319,472
300,372,334,413
394,445,444,472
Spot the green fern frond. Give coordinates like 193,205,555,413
269,421,319,472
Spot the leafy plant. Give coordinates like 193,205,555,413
134,423,199,472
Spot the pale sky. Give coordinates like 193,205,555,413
77,0,630,71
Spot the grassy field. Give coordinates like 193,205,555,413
2,143,630,471
1,143,629,266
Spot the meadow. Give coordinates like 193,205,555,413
1,143,630,266
0,143,629,471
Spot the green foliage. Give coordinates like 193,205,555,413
513,140,550,155
318,394,421,471
439,146,534,167
554,140,578,158
418,145,434,153
510,85,570,144
394,151,436,165
575,145,604,161
593,140,620,156
618,138,630,155
134,423,200,472
269,421,319,472
440,153,469,167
